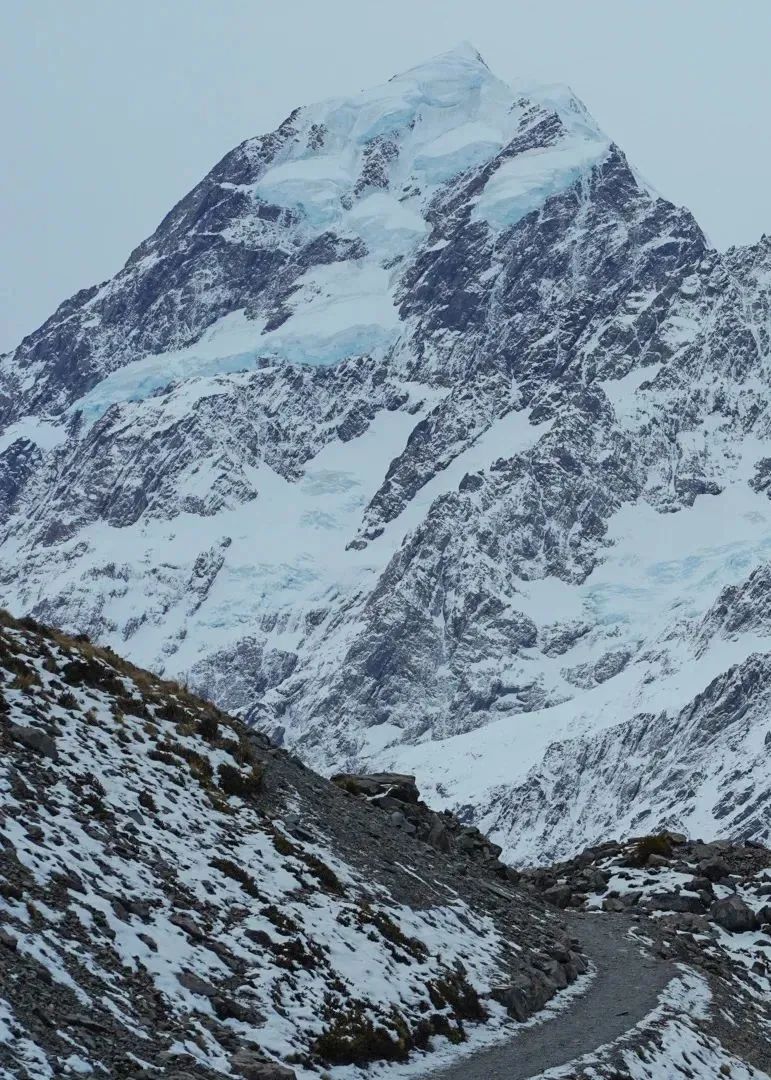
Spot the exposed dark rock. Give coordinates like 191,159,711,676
230,1053,297,1080
710,896,760,933
9,724,58,761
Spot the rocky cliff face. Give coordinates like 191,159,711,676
1,45,771,861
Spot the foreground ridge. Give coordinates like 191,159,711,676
0,612,585,1078
2,616,771,1077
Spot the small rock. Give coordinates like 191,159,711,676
175,970,217,997
230,1048,297,1079
602,897,625,913
647,853,670,868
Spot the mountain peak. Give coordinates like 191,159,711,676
399,40,491,73
382,41,499,97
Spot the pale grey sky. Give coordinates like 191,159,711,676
2,0,770,351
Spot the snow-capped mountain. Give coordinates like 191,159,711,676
2,44,771,862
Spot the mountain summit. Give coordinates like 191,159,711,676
0,52,770,863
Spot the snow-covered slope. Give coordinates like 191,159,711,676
0,612,584,1079
1,45,771,862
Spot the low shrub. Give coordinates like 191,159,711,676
198,714,219,741
210,856,261,898
138,789,156,812
314,1010,407,1066
302,854,344,895
217,762,264,799
359,905,427,960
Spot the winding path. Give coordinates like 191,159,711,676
425,913,675,1080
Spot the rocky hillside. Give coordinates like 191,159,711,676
0,612,587,1080
524,831,771,1075
3,615,771,1079
1,45,771,860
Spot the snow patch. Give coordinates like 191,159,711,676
474,139,610,230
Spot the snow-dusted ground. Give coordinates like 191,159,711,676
534,971,770,1080
0,617,587,1079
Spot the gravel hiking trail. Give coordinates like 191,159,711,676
425,912,676,1080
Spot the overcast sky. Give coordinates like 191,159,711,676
2,0,770,351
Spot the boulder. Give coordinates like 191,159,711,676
710,896,759,932
10,724,58,761
543,884,572,908
491,968,556,1022
645,891,706,914
698,857,730,882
